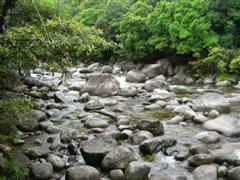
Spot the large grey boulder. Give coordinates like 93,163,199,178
125,161,151,180
203,114,240,137
227,166,240,180
126,70,147,83
82,73,120,97
101,146,139,170
195,131,220,144
31,162,53,180
47,154,65,170
210,142,240,166
142,60,171,78
80,135,117,166
193,164,217,180
66,165,99,180
144,78,170,92
193,93,231,113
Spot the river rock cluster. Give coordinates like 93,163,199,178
1,59,240,180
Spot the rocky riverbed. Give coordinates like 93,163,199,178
3,61,240,180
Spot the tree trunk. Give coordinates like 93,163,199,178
0,0,17,34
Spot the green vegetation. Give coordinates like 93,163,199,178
0,154,28,180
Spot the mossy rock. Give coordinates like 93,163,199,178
148,110,175,121
143,154,155,162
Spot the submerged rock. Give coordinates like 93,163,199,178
193,93,231,113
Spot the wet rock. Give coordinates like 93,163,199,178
227,166,240,180
142,64,166,78
125,161,151,180
101,146,139,170
12,139,25,146
47,154,65,170
80,135,117,166
187,154,214,166
31,162,53,180
82,73,120,97
110,169,124,180
166,145,190,161
128,131,154,145
25,147,48,159
66,165,100,180
218,165,227,178
17,118,38,132
54,92,68,103
193,113,208,123
166,116,184,124
216,80,231,87
150,89,174,101
78,92,89,103
67,143,78,155
140,137,177,155
208,110,219,119
84,100,104,111
193,93,231,113
45,108,61,118
32,110,47,122
118,86,138,97
193,164,217,180
190,145,209,155
126,70,147,83
60,129,78,143
39,121,54,130
203,114,240,137
195,131,220,144
136,118,164,136
144,78,170,92
11,153,30,168
101,65,113,73
84,118,108,128
210,142,240,166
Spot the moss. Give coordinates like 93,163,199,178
0,154,28,180
149,110,175,121
216,73,239,82
143,154,155,162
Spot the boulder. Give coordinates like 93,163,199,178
193,93,231,113
188,154,214,166
80,135,117,166
84,118,108,128
47,154,65,170
193,164,217,180
227,166,240,180
142,64,166,78
136,118,164,136
144,78,170,92
128,131,153,145
216,80,231,87
210,142,240,166
118,86,138,97
31,162,53,180
195,131,220,144
84,100,104,111
101,146,139,170
203,114,240,137
66,165,99,180
82,73,120,97
140,137,177,155
101,65,113,73
126,70,147,83
125,161,151,180
110,169,124,180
